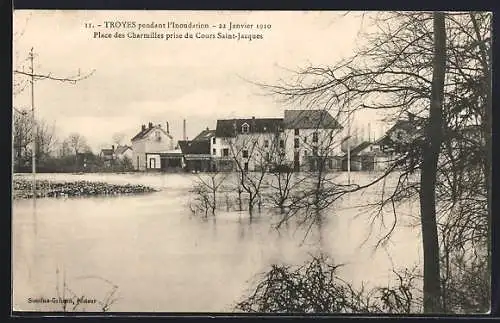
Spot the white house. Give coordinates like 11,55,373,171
213,117,285,172
131,122,175,171
283,110,344,172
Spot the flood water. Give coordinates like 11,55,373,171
12,172,423,312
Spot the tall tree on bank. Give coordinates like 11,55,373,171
245,11,491,313
420,11,446,313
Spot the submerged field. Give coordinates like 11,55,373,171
12,172,422,312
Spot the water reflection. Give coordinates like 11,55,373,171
12,173,421,312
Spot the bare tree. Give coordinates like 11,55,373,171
243,11,491,313
417,11,446,313
225,131,280,215
13,109,58,170
12,109,32,170
191,171,229,216
66,133,89,155
35,119,57,161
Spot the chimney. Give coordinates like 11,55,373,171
251,116,256,131
112,145,115,151
183,119,187,140
166,121,170,134
148,122,153,129
141,124,146,131
206,127,209,131
368,123,372,142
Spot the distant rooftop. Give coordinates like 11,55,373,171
215,118,284,137
284,109,342,130
192,129,216,141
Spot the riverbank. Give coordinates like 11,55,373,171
13,178,158,199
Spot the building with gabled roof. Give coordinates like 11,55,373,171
114,145,133,161
283,109,344,172
178,127,216,172
131,121,175,171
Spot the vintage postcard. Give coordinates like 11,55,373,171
12,10,491,314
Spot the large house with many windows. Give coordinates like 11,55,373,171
211,109,343,172
213,117,284,172
283,109,343,172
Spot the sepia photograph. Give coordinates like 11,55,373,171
12,10,491,314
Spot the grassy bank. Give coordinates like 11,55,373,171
13,178,158,199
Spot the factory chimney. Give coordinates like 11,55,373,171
183,119,187,140
166,121,169,134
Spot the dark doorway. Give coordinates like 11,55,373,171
244,162,249,172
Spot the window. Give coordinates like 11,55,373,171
264,140,269,148
328,159,333,169
304,137,307,143
242,123,249,134
279,140,285,149
212,137,216,144
313,147,318,156
244,162,249,171
242,150,249,158
304,150,308,157
212,148,216,155
155,131,161,141
313,132,318,143
223,148,229,157
294,138,300,148
294,129,300,136
149,158,156,168
266,152,270,160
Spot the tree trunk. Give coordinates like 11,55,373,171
419,11,446,313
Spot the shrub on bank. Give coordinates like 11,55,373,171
13,178,157,199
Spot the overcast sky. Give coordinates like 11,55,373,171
13,10,387,151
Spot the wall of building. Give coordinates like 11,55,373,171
132,140,146,170
211,136,232,158
284,128,343,171
143,129,174,153
131,126,174,171
213,128,344,172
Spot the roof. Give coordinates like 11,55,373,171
178,140,211,155
374,116,424,147
349,141,372,156
131,125,172,142
284,110,342,129
114,145,132,155
100,149,114,156
192,129,216,141
215,118,284,137
388,120,415,134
